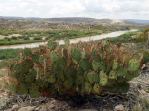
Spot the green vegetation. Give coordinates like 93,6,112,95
22,29,103,41
0,23,132,46
0,29,18,36
0,39,43,45
0,29,103,45
0,49,20,60
107,29,148,44
106,32,137,43
105,29,149,65
0,29,148,64
11,40,142,97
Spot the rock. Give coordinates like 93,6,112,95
0,96,10,109
11,104,19,110
36,105,48,111
34,107,40,111
114,104,125,111
18,106,35,111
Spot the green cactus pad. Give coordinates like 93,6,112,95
109,70,117,80
84,82,92,94
71,48,82,63
50,51,59,63
92,60,100,71
99,71,108,86
48,74,56,83
117,66,127,78
128,59,140,72
112,60,118,70
80,59,91,71
93,83,101,94
87,71,99,84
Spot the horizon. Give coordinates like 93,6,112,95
0,16,149,21
0,0,149,20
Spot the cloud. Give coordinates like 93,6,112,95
0,0,148,19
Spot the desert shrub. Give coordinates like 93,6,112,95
11,36,18,40
11,40,142,97
0,29,17,36
135,31,148,43
107,30,148,44
4,37,11,41
23,37,30,40
106,32,136,43
33,37,42,40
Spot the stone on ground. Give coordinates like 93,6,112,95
114,104,125,111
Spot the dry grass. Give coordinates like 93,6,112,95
0,68,18,92
0,76,18,91
0,68,8,77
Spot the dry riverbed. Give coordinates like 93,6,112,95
0,29,137,50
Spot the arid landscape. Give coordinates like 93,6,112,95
0,0,149,111
0,16,148,111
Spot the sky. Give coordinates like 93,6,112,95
0,0,149,19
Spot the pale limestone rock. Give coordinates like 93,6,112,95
114,104,125,111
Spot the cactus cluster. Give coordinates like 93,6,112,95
11,40,142,97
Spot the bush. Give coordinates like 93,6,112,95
4,37,11,41
135,32,148,43
11,36,18,40
106,32,136,43
33,37,42,40
11,41,142,97
23,36,30,40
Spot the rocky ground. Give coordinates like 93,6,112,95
0,64,149,111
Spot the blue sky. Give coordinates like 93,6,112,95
0,0,148,19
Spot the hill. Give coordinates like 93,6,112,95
126,19,149,25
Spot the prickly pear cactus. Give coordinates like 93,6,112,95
87,71,98,84
11,40,142,97
50,51,59,63
84,82,92,94
112,59,118,70
117,66,127,78
128,59,140,72
102,40,110,48
93,83,101,94
99,71,108,86
81,49,86,59
71,48,81,63
48,74,56,83
92,60,100,71
109,70,117,80
80,59,91,71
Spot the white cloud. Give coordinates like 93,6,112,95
0,0,148,19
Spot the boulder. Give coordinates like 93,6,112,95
114,104,125,111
